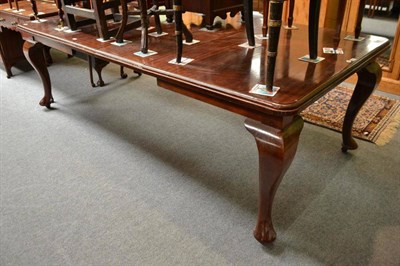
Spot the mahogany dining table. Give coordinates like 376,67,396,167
0,6,390,244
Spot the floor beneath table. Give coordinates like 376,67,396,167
1,50,399,265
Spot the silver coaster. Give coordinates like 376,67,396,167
200,27,219,32
238,42,262,49
136,26,155,31
63,28,81,33
31,19,47,23
134,50,158,57
96,37,113,43
183,39,200,45
298,55,325,63
111,40,132,46
283,25,298,30
346,58,357,63
323,47,344,54
148,32,168,37
29,12,45,16
168,57,194,66
344,35,365,42
250,84,280,97
255,34,268,40
54,26,69,31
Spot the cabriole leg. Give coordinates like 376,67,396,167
23,41,53,108
342,61,382,152
93,57,109,87
245,116,304,244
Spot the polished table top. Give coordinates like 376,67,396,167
0,10,390,116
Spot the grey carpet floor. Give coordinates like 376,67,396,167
1,51,399,265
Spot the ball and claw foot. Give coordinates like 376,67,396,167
120,66,128,79
39,96,54,109
6,69,12,79
134,70,142,77
91,79,105,87
341,138,358,153
97,79,105,87
254,222,277,245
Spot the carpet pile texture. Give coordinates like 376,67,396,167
1,52,399,265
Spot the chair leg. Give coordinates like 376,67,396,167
173,0,183,63
355,0,367,39
30,0,39,19
152,1,163,34
308,0,321,60
14,0,19,11
266,0,284,91
182,24,193,43
115,0,128,43
334,0,347,46
92,0,110,40
55,0,64,27
262,0,270,37
288,0,295,28
165,0,173,23
243,0,255,46
139,0,149,53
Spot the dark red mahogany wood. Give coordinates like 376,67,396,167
0,7,390,244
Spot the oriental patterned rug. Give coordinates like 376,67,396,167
301,86,400,145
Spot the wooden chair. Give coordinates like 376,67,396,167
6,0,21,11
5,0,63,24
60,0,142,41
115,0,194,62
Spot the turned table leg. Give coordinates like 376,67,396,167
245,116,304,244
23,41,53,109
342,61,382,152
